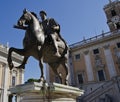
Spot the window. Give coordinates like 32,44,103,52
75,54,80,60
93,49,99,54
98,70,105,81
111,9,116,16
117,42,120,48
12,76,16,86
77,74,83,84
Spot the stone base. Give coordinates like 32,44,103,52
9,82,84,102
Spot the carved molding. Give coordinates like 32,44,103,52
0,62,6,67
113,47,120,66
94,55,105,69
83,50,89,55
19,69,25,74
103,44,110,50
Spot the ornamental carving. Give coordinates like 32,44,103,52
94,55,105,69
83,50,89,55
103,44,110,50
114,48,120,67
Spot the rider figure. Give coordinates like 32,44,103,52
39,10,68,57
39,10,61,57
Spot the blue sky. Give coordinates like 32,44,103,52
0,0,110,81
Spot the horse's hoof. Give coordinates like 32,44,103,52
40,77,44,82
15,64,25,69
39,77,46,83
65,80,69,85
9,63,14,70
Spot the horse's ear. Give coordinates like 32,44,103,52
23,8,27,13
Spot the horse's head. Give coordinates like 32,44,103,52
17,9,38,27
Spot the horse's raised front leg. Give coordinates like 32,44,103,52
15,56,29,69
7,47,27,70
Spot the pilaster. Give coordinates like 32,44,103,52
103,44,116,78
84,50,94,81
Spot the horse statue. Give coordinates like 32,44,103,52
7,9,69,85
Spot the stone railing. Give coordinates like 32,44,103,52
78,76,120,102
69,30,120,49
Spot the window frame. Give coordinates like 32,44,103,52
117,42,120,48
75,54,80,60
77,73,84,85
12,76,16,86
97,70,105,81
93,48,99,55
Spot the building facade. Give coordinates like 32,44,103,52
0,44,24,102
47,0,120,101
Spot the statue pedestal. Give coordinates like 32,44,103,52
9,82,84,102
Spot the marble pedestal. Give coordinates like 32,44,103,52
9,82,84,102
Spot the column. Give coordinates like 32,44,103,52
16,95,21,102
19,69,24,84
84,50,94,81
2,64,9,102
103,44,116,78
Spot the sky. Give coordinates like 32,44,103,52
0,0,110,82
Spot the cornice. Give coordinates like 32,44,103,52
70,31,120,51
0,45,23,64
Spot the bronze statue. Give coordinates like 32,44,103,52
7,9,69,85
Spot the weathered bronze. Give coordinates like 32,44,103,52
7,9,69,85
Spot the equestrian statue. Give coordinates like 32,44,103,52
7,9,69,85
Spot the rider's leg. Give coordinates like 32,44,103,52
51,34,61,57
57,33,68,57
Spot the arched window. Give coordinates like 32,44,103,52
12,76,16,86
11,70,17,86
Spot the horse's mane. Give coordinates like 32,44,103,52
30,12,38,19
